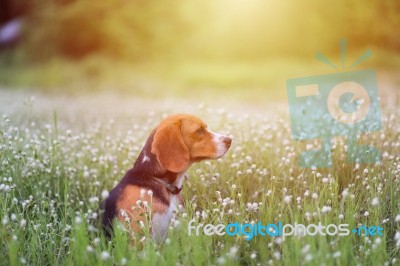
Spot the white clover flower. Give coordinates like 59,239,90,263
89,197,99,204
302,244,310,254
312,193,318,200
305,254,313,262
19,257,26,265
75,216,82,224
332,251,341,258
273,251,281,260
20,219,27,228
101,190,109,200
100,251,110,260
395,214,400,222
283,195,292,204
2,215,9,225
139,221,145,228
321,206,332,213
394,232,400,246
93,238,100,246
83,171,90,178
227,246,239,258
216,257,226,265
250,252,257,259
371,197,379,206
147,190,153,197
275,237,283,245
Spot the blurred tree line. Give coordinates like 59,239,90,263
0,0,399,62
1,0,195,61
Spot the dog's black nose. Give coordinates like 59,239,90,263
224,137,232,148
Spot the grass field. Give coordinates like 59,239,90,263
0,87,399,266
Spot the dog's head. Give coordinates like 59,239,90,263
151,114,232,173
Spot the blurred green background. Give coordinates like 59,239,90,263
0,0,399,102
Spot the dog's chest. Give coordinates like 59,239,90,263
151,194,180,241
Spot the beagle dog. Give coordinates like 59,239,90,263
102,114,232,241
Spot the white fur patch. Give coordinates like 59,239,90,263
142,155,150,163
208,129,229,158
151,194,179,242
173,172,186,188
151,172,186,242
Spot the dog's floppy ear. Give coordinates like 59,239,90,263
151,122,190,173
